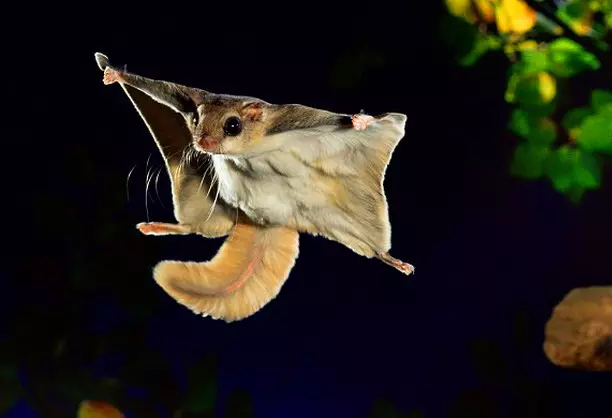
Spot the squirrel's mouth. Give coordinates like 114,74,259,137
194,136,222,154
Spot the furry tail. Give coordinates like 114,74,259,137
153,223,300,322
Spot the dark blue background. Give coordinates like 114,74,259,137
5,3,612,417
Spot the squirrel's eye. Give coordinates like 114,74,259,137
223,116,243,137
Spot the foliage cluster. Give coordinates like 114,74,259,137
442,0,612,202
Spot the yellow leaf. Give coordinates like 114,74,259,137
77,401,125,418
474,0,496,22
535,72,557,103
568,15,594,35
496,0,538,35
446,0,475,19
446,0,496,24
517,40,539,51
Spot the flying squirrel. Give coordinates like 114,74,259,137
94,52,414,322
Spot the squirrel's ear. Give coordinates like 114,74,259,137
242,102,266,122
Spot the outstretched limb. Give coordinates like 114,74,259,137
377,252,415,276
100,62,195,114
136,222,193,236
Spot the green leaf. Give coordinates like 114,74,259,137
509,109,530,137
591,21,608,39
509,110,557,145
606,11,612,28
525,100,557,117
506,52,559,114
573,151,601,189
562,107,593,131
545,146,601,197
556,0,591,23
459,38,489,67
528,118,557,144
598,103,612,117
459,36,500,67
518,49,550,74
511,143,552,179
556,0,597,36
512,72,557,107
591,89,612,112
576,113,612,153
545,149,574,192
547,38,601,77
439,14,495,67
562,107,593,140
505,73,520,103
439,14,476,54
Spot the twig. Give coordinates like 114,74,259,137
524,1,595,46
526,2,592,43
524,0,611,68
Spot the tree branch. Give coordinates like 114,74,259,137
524,0,606,59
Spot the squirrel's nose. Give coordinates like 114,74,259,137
197,136,220,150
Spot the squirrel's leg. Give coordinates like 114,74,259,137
136,222,193,236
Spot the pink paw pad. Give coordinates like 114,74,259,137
352,114,375,131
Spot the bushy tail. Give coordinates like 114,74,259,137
153,223,300,322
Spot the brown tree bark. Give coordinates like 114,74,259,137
543,286,612,372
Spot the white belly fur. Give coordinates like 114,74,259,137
210,116,405,257
212,151,326,227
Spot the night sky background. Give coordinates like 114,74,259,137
4,2,612,418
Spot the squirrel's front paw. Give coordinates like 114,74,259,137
351,113,375,131
103,68,124,85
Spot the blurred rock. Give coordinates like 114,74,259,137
544,286,612,372
77,400,125,418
